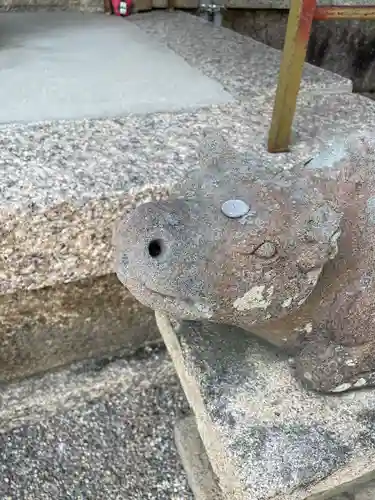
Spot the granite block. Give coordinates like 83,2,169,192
0,273,159,382
156,312,375,500
0,11,356,295
3,91,375,294
175,416,375,500
174,416,223,500
130,11,352,100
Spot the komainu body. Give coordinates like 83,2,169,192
114,132,375,394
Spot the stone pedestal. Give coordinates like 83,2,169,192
156,313,375,500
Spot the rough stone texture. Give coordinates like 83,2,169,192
130,11,351,100
0,10,356,382
174,416,223,500
223,10,375,98
0,345,193,499
0,10,351,296
156,313,375,500
115,113,375,393
176,415,375,500
0,273,159,382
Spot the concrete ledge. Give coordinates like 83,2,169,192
0,274,159,382
156,313,375,500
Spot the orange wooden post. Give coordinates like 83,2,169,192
268,0,316,153
267,1,375,154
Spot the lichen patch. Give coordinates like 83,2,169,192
233,285,274,311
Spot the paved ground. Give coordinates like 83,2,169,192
0,346,193,500
2,343,375,500
0,11,233,124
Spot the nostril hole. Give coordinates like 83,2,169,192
148,239,164,258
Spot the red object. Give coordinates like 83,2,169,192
112,0,132,16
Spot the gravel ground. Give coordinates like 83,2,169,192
0,347,193,500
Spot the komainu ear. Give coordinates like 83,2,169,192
297,203,343,273
303,204,343,248
198,129,238,171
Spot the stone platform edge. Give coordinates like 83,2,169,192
0,11,352,297
155,312,375,500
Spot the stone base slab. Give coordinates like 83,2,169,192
174,416,375,500
174,415,223,500
157,313,375,500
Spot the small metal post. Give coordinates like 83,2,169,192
199,0,223,26
268,0,316,153
213,5,223,27
199,1,210,22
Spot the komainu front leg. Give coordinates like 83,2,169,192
293,330,375,393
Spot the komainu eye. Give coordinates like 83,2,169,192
253,241,277,259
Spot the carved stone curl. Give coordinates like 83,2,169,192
114,131,375,394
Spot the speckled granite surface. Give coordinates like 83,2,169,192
0,273,159,382
0,346,193,500
2,91,375,294
157,316,375,500
130,11,351,100
0,11,358,294
176,416,375,500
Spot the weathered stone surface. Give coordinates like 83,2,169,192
130,11,351,101
0,274,158,382
156,313,375,500
115,128,375,394
174,416,223,500
176,415,375,500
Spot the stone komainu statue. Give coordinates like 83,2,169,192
114,131,375,394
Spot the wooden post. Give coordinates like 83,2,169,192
267,0,316,153
267,1,375,154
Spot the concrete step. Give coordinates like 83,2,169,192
0,10,352,382
0,345,193,499
157,314,375,500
